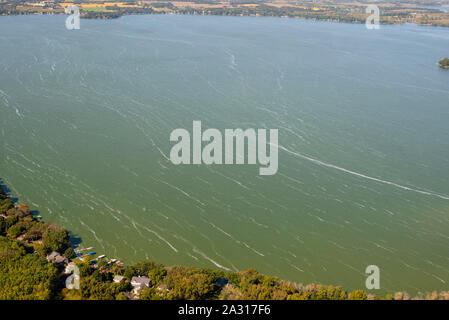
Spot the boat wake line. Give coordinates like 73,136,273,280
274,143,449,201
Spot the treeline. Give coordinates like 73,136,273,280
0,182,73,299
66,259,373,300
81,7,155,19
2,180,449,300
439,58,449,69
0,237,60,299
1,1,449,27
70,260,449,300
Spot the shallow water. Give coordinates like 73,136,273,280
1,14,449,294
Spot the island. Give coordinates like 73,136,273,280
439,58,449,69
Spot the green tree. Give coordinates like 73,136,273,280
63,247,76,259
24,222,48,241
347,289,367,300
7,223,25,238
0,198,14,213
148,266,167,286
439,58,449,69
116,292,128,300
42,228,71,254
0,237,59,300
124,260,163,279
140,287,164,300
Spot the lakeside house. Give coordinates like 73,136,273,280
131,276,151,294
46,251,68,266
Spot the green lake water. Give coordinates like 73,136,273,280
1,14,449,294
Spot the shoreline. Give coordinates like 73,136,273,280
1,179,449,300
1,1,449,28
2,11,449,31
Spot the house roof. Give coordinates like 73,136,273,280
114,275,125,282
47,251,60,260
54,255,68,264
131,276,151,287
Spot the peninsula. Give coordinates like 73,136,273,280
439,58,449,69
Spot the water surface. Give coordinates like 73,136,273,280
1,15,449,294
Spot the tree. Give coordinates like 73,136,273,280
140,287,164,300
4,215,18,230
167,272,214,300
124,260,163,279
160,266,217,300
116,292,128,300
80,275,125,300
0,186,13,214
439,58,449,69
148,267,167,286
348,290,367,300
226,271,241,287
0,198,13,214
63,247,76,259
24,223,48,241
7,223,25,238
0,237,59,300
0,218,6,235
42,228,71,254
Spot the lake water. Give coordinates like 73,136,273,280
1,14,449,294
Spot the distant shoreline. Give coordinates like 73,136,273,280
1,1,449,28
2,11,449,30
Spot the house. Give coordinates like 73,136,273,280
55,255,68,265
113,275,125,283
131,276,151,294
46,251,68,266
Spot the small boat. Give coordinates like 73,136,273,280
88,251,96,255
97,255,106,259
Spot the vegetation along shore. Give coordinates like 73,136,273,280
1,179,449,300
1,0,449,27
439,58,449,68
